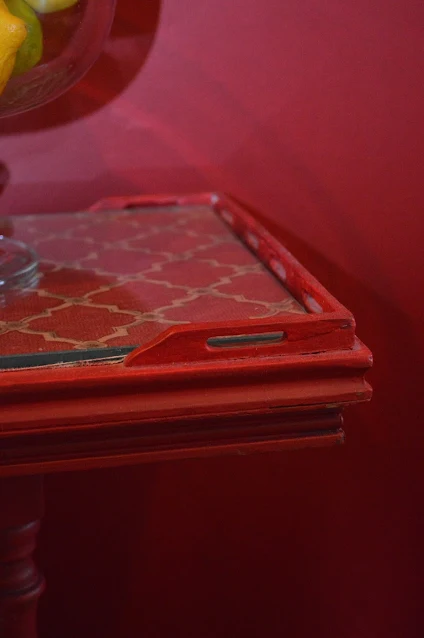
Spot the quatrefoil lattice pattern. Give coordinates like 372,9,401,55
0,206,305,356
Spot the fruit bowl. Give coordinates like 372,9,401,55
0,0,116,118
0,0,116,296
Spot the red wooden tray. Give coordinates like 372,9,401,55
0,193,372,475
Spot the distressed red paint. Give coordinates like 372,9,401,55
0,194,371,637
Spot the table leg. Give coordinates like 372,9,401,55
0,476,44,638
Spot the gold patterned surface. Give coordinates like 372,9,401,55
0,206,305,357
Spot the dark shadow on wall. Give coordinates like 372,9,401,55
0,0,162,134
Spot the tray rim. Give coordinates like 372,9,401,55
98,192,357,368
0,193,372,409
1,192,356,371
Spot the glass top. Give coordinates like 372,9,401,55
0,205,305,368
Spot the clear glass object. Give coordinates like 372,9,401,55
0,0,116,117
0,0,116,293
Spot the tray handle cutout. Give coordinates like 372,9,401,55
207,332,286,349
124,313,353,367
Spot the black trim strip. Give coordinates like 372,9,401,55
0,346,136,371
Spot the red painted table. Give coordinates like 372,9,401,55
0,194,372,637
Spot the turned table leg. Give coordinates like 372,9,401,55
0,476,44,638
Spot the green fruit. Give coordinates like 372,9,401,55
6,0,43,76
25,0,78,13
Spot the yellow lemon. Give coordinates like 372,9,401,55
24,0,78,13
0,0,27,95
6,0,43,76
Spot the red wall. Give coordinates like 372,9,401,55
2,0,424,636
